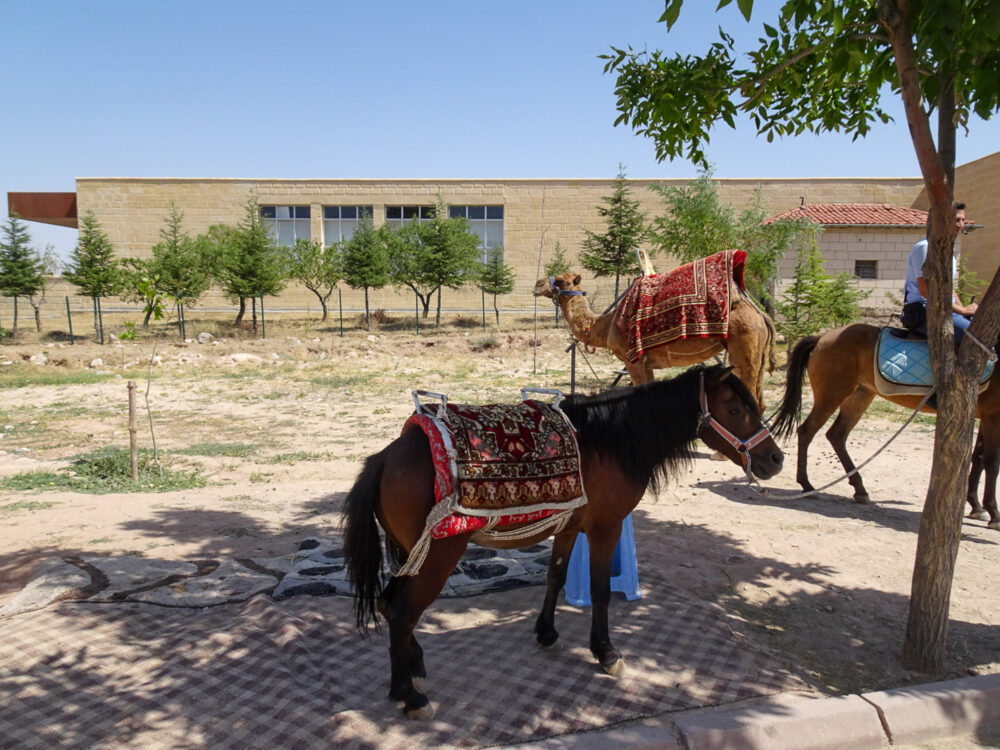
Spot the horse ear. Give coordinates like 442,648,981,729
573,274,582,286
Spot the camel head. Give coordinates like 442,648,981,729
533,273,584,299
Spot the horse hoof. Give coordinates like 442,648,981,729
969,511,989,521
405,701,435,720
989,521,1000,531
602,657,626,677
854,494,872,505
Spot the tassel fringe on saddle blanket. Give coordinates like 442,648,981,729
615,249,747,363
395,394,588,576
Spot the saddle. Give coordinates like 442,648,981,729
396,390,587,576
874,327,994,397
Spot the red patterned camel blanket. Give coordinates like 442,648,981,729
614,249,747,363
396,394,587,575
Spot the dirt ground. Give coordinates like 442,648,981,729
1,312,998,697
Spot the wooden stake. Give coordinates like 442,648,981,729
128,380,138,480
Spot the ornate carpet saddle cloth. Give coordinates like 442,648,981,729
614,249,746,363
396,390,587,575
875,327,994,396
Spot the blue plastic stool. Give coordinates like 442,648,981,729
563,513,642,606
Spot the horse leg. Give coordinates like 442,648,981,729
825,388,876,503
378,536,469,719
585,524,625,676
975,426,1000,530
967,431,988,520
534,528,579,648
379,577,427,685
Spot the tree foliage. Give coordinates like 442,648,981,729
605,0,1000,673
210,193,286,327
648,167,811,308
0,213,46,333
774,238,867,346
150,204,213,306
282,237,341,321
579,165,648,298
64,210,120,300
479,246,516,325
341,212,389,329
544,241,572,278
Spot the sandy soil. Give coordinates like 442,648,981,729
1,315,998,696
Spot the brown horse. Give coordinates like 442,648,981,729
771,323,1000,526
343,365,783,718
533,272,777,412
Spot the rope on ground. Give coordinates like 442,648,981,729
761,388,936,501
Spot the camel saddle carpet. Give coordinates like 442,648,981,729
615,249,747,363
0,559,809,749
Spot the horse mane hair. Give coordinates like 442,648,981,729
561,364,753,494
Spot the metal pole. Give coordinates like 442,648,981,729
96,296,104,345
338,288,343,337
414,291,419,335
481,287,486,330
570,342,577,394
65,296,74,345
127,380,138,480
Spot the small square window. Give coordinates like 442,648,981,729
855,260,878,279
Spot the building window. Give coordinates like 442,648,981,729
384,205,436,229
323,205,372,246
261,205,310,246
854,260,878,279
449,206,504,258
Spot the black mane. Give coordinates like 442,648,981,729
560,364,752,494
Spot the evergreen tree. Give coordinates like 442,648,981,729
579,165,648,298
479,246,516,325
151,204,212,307
282,237,341,321
0,214,46,334
775,239,867,349
341,212,389,330
648,168,810,311
543,241,572,278
64,210,121,340
213,193,286,329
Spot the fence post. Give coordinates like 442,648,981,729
65,296,74,345
259,293,266,339
338,288,343,337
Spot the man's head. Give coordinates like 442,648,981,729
955,202,967,236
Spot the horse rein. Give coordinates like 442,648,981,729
697,371,773,483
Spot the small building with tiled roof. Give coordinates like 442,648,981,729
768,201,958,312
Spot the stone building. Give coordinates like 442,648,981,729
6,150,998,324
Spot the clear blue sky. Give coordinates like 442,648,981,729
2,0,998,261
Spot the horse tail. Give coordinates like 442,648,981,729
771,335,820,440
342,449,387,633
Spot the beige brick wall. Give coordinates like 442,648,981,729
3,175,930,328
956,151,1000,294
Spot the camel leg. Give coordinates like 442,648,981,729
725,336,765,413
379,535,469,719
974,424,1000,529
534,528,580,648
624,360,653,386
824,388,877,503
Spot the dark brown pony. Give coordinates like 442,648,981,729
772,323,1000,526
343,365,784,718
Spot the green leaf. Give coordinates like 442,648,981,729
736,0,753,22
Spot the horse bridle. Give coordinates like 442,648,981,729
697,370,773,483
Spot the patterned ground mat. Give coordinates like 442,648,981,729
0,578,810,749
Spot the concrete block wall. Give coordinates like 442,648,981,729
956,151,1000,293
1,175,929,327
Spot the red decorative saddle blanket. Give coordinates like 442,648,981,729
614,249,747,363
401,399,586,541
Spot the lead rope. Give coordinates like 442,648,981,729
770,387,936,500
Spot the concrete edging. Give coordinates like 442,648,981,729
502,673,1000,749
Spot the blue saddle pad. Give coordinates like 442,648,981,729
877,327,994,386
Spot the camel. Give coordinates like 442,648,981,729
534,272,777,411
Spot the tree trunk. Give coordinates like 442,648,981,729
882,0,1000,672
251,297,258,334
320,298,328,322
435,288,442,327
235,297,246,326
364,287,371,331
32,302,41,333
494,295,501,325
12,297,18,333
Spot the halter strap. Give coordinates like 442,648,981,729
697,371,773,483
550,276,586,296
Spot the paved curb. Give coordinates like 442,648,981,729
502,673,1000,749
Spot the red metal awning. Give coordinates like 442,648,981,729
7,192,78,228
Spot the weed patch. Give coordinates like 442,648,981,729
174,442,260,458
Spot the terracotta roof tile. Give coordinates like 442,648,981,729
766,203,928,227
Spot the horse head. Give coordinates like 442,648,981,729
696,367,784,480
